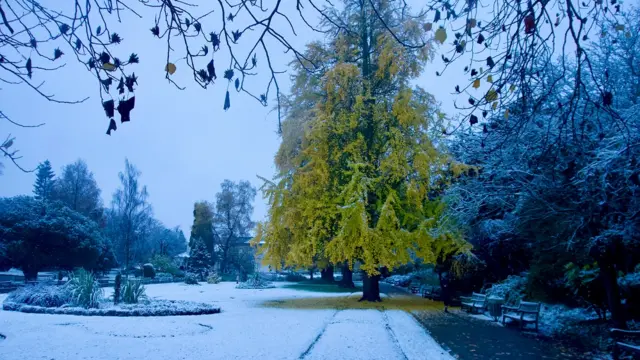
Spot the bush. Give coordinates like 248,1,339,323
143,263,156,278
122,280,147,304
206,272,221,284
67,269,103,309
382,274,412,287
485,275,527,305
6,283,71,308
236,272,275,289
155,272,174,282
149,254,179,275
184,273,199,285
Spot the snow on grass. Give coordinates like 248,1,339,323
0,281,453,360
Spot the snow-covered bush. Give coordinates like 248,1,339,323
3,300,221,317
206,272,221,284
236,273,275,289
184,273,199,285
122,280,147,304
155,273,174,282
485,275,527,304
382,274,412,287
143,263,156,278
68,269,103,309
6,283,71,308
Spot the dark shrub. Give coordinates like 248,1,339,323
114,272,122,304
184,273,199,285
143,263,156,278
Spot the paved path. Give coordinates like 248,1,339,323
378,284,592,360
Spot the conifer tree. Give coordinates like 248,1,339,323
33,160,55,201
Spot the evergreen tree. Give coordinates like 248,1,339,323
189,201,215,265
188,237,211,280
33,160,55,201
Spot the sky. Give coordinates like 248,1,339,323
0,1,468,236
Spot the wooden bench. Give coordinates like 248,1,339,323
502,301,541,331
460,292,487,313
611,328,640,360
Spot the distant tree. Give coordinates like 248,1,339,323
188,237,211,280
0,196,108,281
33,160,55,201
148,222,187,258
213,180,257,274
189,201,215,265
110,159,151,270
53,159,103,222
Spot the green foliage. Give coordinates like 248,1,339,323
121,279,147,304
68,269,103,309
206,272,221,284
0,196,109,280
114,272,122,304
142,263,156,278
149,254,179,275
184,273,199,285
189,201,215,257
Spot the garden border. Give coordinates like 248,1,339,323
2,301,221,317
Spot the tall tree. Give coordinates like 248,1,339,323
213,180,257,274
189,201,215,265
0,196,109,281
111,159,151,270
188,237,211,280
53,159,103,222
33,160,55,201
257,0,467,301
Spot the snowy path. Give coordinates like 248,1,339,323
0,283,452,360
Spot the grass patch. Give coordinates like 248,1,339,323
261,294,443,311
283,282,362,293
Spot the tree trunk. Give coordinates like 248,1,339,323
359,271,381,302
320,266,334,282
309,269,314,280
339,264,355,288
600,260,626,329
22,267,38,282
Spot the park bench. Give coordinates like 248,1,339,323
422,285,441,300
409,281,420,294
502,301,541,331
611,328,640,360
460,292,487,313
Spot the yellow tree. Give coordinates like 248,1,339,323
256,0,468,301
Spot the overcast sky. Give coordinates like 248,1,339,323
0,1,459,236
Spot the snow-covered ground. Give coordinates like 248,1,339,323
0,282,453,360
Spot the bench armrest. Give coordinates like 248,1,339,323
502,305,518,311
460,296,472,302
518,309,540,315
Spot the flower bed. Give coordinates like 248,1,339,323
2,299,221,317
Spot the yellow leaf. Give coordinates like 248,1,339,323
472,79,480,89
615,24,625,31
487,75,493,83
435,28,447,44
467,19,477,29
509,84,516,92
165,62,177,75
485,90,498,102
102,62,116,72
492,101,498,110
423,23,433,32
504,109,510,120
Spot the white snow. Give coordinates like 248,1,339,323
0,282,453,360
